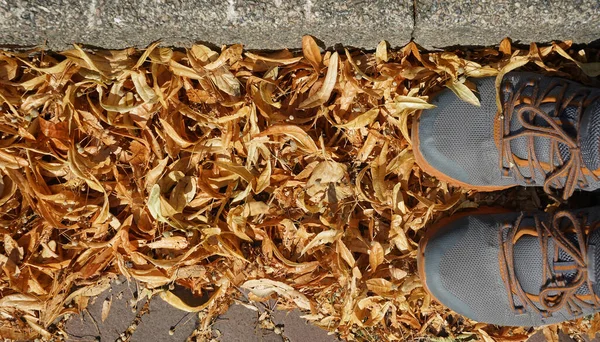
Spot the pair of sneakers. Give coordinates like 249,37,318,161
415,72,600,327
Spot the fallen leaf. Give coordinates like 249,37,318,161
336,108,380,129
369,241,384,271
445,79,480,107
241,279,311,310
101,296,112,322
302,35,322,71
301,230,340,256
299,52,339,109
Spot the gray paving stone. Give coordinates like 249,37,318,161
414,0,600,49
272,309,340,342
212,304,283,342
65,279,145,342
130,295,198,342
0,0,413,51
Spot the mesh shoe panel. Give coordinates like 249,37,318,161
416,72,600,191
422,209,600,327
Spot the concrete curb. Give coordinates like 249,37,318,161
0,0,413,51
2,0,598,51
414,0,600,49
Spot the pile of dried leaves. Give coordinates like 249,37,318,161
0,36,599,341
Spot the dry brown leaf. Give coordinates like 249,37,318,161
375,41,389,63
101,296,112,322
299,51,339,109
257,125,318,153
369,241,385,271
302,35,322,71
445,79,481,107
478,329,496,342
301,230,340,256
366,278,393,296
542,326,559,342
553,43,600,77
336,108,379,129
146,236,189,250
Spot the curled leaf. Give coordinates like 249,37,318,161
299,52,339,109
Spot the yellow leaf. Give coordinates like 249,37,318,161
542,326,559,342
393,95,436,111
299,51,339,109
302,35,322,71
130,71,158,103
0,54,18,80
145,157,169,193
301,230,340,255
337,240,355,267
148,184,164,221
149,46,173,63
257,125,318,153
216,161,254,183
478,329,496,342
146,236,189,250
210,67,241,96
499,37,512,55
375,40,389,63
169,59,206,80
244,52,303,65
336,108,379,129
345,48,377,82
371,142,388,202
159,286,223,312
494,55,531,113
254,161,271,193
101,296,112,322
243,201,270,217
0,294,42,311
190,44,218,63
169,176,197,213
369,241,384,271
134,41,162,69
0,149,29,169
366,278,393,295
159,118,194,148
307,161,346,187
241,279,311,310
445,79,481,107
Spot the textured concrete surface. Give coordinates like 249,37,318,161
65,280,339,342
1,0,600,51
414,0,600,49
0,0,413,51
65,279,154,341
212,304,283,342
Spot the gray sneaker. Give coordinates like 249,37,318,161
412,72,600,200
418,207,600,326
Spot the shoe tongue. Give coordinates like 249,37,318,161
512,224,594,296
509,103,576,166
509,101,600,171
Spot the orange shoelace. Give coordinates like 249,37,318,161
499,211,600,317
499,78,600,200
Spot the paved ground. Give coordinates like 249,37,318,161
65,278,340,342
0,0,599,51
